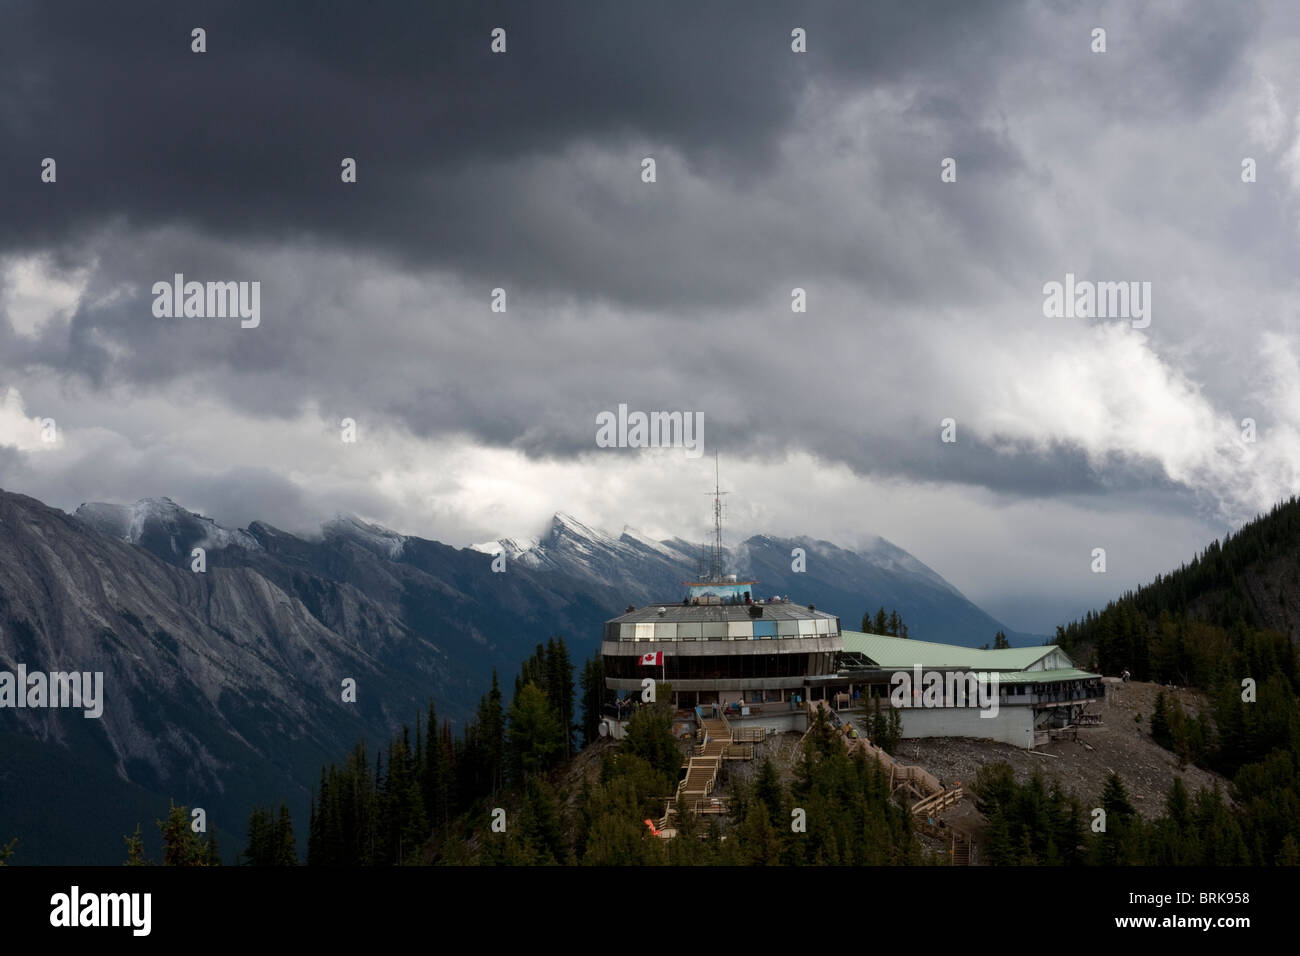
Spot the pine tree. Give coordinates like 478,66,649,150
243,806,274,865
122,825,149,866
738,802,782,865
508,682,563,780
203,828,222,866
869,697,887,746
519,776,567,865
754,758,784,824
1093,773,1140,865
422,700,445,829
622,696,679,778
993,630,1010,649
548,637,575,759
1150,691,1173,750
480,673,505,792
274,803,297,866
157,801,206,866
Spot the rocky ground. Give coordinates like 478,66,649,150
894,679,1226,821
717,679,1229,860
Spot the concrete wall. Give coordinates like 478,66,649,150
896,704,1035,748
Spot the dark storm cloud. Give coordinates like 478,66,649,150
0,0,1288,543
0,0,1264,314
0,1,1025,274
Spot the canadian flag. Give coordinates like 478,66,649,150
639,652,663,666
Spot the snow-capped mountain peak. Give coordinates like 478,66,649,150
323,513,407,559
74,497,261,553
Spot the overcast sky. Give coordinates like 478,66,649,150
3,1,1300,633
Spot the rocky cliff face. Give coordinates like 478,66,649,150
0,490,602,862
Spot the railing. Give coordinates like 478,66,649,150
913,787,963,816
684,799,726,815
807,699,975,864
1003,688,1105,706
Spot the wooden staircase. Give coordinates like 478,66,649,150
807,699,977,865
658,707,759,831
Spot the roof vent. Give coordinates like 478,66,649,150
657,606,667,617
748,604,763,618
625,605,636,613
808,604,816,611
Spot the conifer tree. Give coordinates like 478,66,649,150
508,682,564,780
580,655,608,746
480,673,505,792
754,758,784,825
203,828,222,866
622,696,679,778
547,637,575,758
1150,691,1173,750
157,801,206,866
422,700,445,828
122,825,149,866
243,806,274,865
274,803,297,866
739,802,782,865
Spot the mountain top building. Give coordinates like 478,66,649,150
600,461,1102,748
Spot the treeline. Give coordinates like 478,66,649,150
114,636,611,866
981,629,1011,650
861,607,908,638
221,666,926,865
857,608,1010,650
1047,496,1300,863
1081,495,1300,636
973,763,1294,865
116,802,223,866
1054,495,1300,681
306,636,599,865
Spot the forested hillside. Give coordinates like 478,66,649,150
1043,497,1300,862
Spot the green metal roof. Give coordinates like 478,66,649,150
993,667,1101,684
840,630,1060,671
973,646,1062,669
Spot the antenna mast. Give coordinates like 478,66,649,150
706,450,728,582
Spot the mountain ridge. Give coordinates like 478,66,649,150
1,487,1039,863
